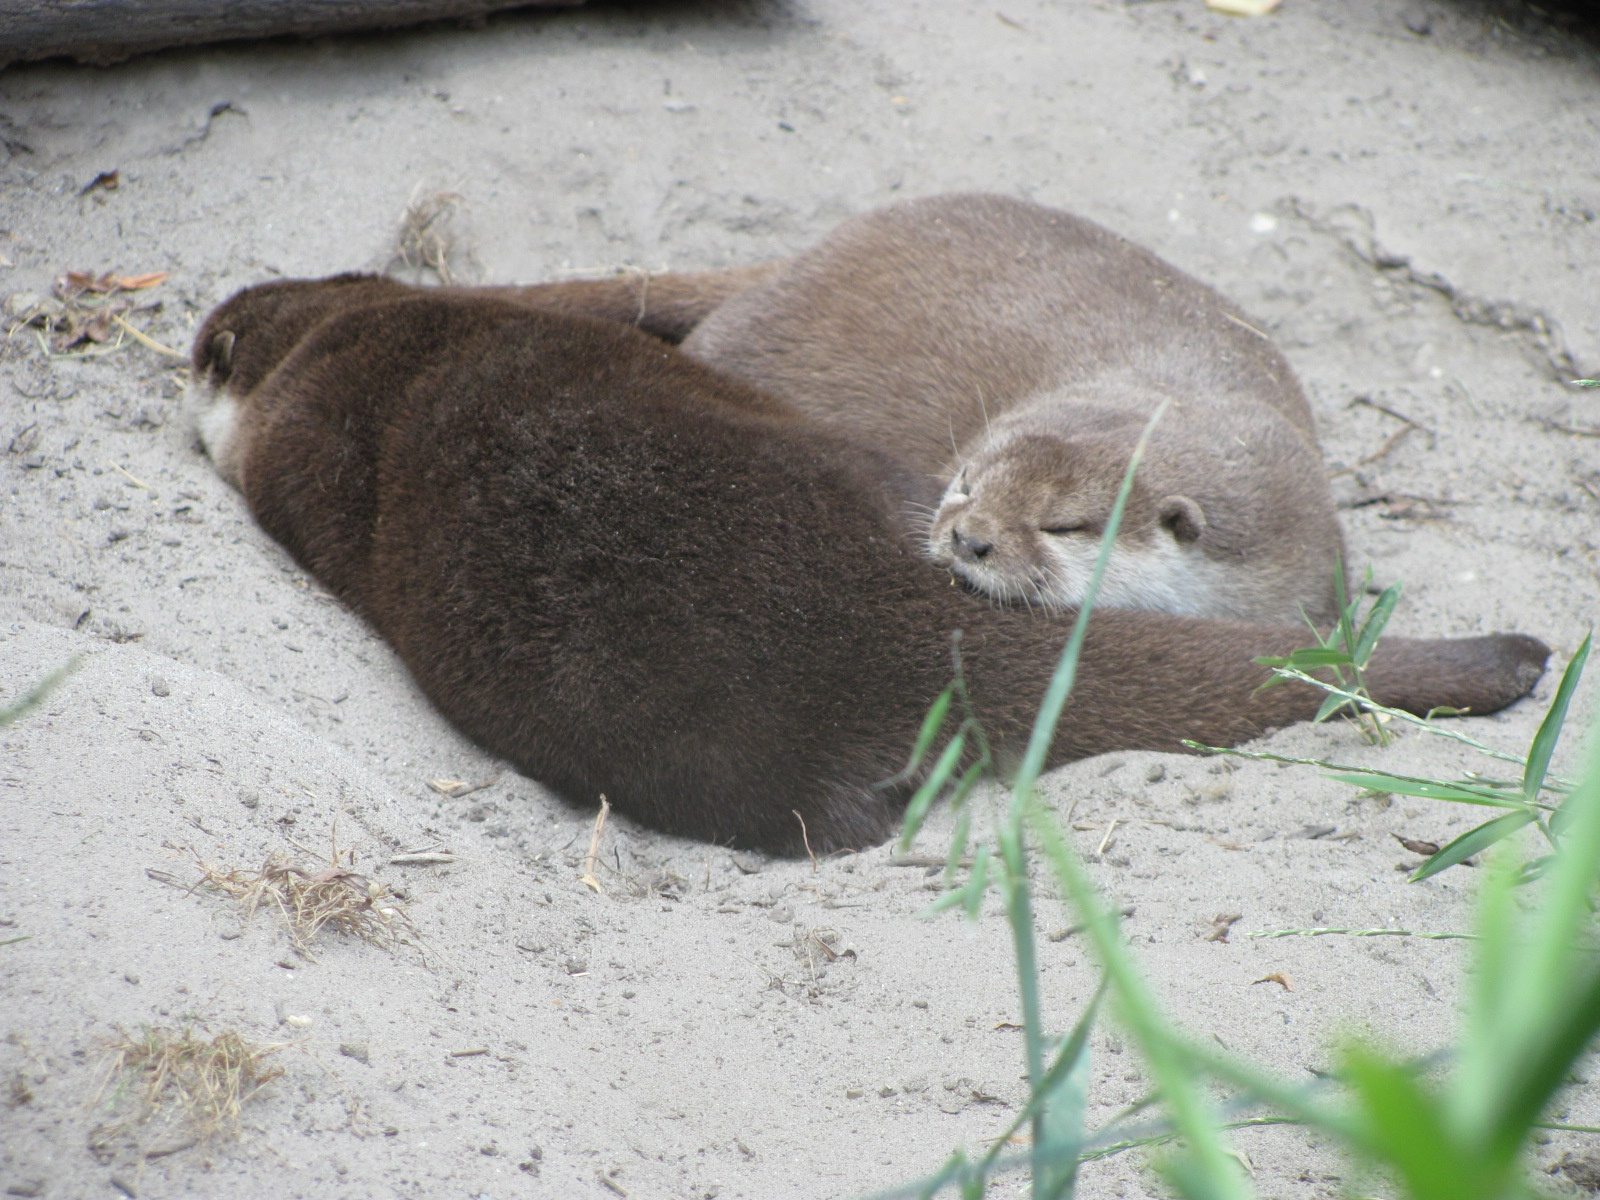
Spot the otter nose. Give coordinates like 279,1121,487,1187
951,529,993,561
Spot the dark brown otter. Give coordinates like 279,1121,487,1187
188,275,1547,855
511,195,1346,624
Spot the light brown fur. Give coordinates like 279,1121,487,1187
513,195,1346,623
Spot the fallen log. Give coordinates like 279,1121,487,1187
0,0,585,70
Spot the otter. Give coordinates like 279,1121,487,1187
188,275,1547,856
511,195,1345,624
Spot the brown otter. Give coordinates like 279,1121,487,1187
188,275,1546,856
511,195,1345,624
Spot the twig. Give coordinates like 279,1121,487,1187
1536,417,1600,439
793,809,818,874
110,462,154,492
1220,311,1268,340
891,853,976,868
111,314,187,360
579,796,610,894
1331,395,1434,477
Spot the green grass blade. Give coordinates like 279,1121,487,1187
945,806,973,883
1031,999,1099,1200
1409,811,1537,882
1322,773,1526,807
884,685,955,789
1340,1043,1481,1200
961,847,990,923
1455,716,1600,1152
1313,693,1352,723
1032,812,1255,1200
971,981,1106,1189
1255,648,1356,670
898,730,966,850
1,658,78,727
1521,632,1589,805
921,846,991,919
1489,965,1600,1169
946,759,988,814
1013,401,1169,794
1352,581,1402,668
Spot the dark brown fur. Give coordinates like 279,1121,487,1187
190,277,1548,855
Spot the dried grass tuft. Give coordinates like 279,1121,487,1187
389,190,475,285
96,1024,284,1147
153,838,416,956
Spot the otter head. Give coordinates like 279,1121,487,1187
186,274,412,489
926,433,1209,612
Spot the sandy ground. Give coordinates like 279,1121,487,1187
2,2,1599,1197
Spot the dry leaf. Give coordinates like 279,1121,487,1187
1394,834,1441,856
1208,913,1243,942
79,170,119,195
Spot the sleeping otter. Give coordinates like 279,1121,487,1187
188,275,1546,855
512,194,1345,624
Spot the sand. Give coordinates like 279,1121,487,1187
2,2,1598,1196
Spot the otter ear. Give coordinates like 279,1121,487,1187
204,330,237,380
1158,495,1206,544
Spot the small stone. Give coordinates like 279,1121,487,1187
339,1043,370,1065
149,677,170,697
845,1087,864,1099
1145,763,1166,784
123,973,140,985
6,1179,45,1197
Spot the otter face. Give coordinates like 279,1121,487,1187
926,437,1210,613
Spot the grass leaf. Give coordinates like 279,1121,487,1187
1255,648,1355,670
1340,1043,1478,1200
1352,580,1402,667
898,730,966,850
961,848,990,923
1408,811,1536,882
883,685,954,789
1521,631,1589,805
1322,773,1524,807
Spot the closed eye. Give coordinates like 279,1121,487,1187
1040,523,1086,536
